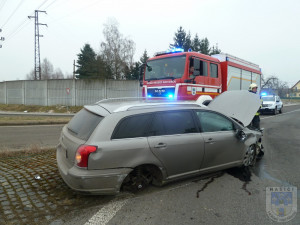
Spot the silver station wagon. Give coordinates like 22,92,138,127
56,90,262,195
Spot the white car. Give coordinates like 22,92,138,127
261,95,283,115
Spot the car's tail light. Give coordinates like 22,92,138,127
75,145,97,168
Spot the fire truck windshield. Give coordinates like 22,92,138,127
145,55,186,81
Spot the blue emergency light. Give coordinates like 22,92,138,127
260,92,267,96
166,48,184,53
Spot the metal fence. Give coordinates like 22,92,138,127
0,79,142,106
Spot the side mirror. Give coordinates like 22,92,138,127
236,129,247,141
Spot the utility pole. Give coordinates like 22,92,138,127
28,10,47,80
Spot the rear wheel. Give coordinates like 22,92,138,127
243,145,256,167
121,165,162,193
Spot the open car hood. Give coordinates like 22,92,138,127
208,90,261,127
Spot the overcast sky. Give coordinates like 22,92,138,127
0,0,299,86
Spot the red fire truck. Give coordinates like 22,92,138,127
141,49,262,102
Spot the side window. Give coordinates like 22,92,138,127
196,111,234,132
210,63,218,78
149,111,197,136
194,59,208,76
112,114,152,139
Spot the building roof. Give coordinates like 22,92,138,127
291,80,300,89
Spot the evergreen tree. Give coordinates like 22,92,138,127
183,31,192,52
124,62,141,80
192,33,201,52
140,49,149,64
95,54,113,79
169,26,186,49
76,44,97,79
209,44,222,55
200,37,210,55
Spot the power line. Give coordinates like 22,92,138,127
37,0,51,10
43,0,60,11
0,0,24,29
6,19,31,41
0,0,8,14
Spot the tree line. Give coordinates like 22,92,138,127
26,20,222,80
76,24,222,80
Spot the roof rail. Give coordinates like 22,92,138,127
95,97,178,105
113,102,202,113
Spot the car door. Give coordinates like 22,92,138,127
147,110,205,178
195,110,245,170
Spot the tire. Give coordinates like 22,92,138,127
273,107,277,115
243,145,256,167
279,106,283,114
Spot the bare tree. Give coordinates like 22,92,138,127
262,75,289,97
25,58,67,80
41,58,54,79
26,69,35,80
52,68,64,79
100,18,135,79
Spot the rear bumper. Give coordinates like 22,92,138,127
56,148,132,195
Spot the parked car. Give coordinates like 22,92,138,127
56,91,262,195
261,95,283,115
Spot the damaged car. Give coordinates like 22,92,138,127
56,90,263,195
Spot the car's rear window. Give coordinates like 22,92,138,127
67,108,103,140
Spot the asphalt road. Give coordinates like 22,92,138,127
1,105,299,225
0,124,64,150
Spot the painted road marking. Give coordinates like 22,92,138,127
84,198,129,225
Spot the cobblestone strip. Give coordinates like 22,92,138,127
0,150,112,225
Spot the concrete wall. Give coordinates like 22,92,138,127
0,79,142,106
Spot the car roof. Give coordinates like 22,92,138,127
84,98,203,116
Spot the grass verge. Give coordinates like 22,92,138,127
0,116,71,126
0,145,55,157
0,104,82,113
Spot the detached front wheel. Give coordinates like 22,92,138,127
243,145,256,167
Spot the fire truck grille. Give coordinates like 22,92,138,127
147,87,175,97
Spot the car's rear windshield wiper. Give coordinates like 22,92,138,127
67,127,78,135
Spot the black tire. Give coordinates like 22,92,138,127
243,145,256,167
279,106,283,114
273,107,277,115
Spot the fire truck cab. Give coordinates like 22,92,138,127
141,49,262,103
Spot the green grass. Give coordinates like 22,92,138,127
0,104,82,113
0,116,71,125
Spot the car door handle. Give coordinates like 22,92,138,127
154,143,167,148
205,138,215,144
